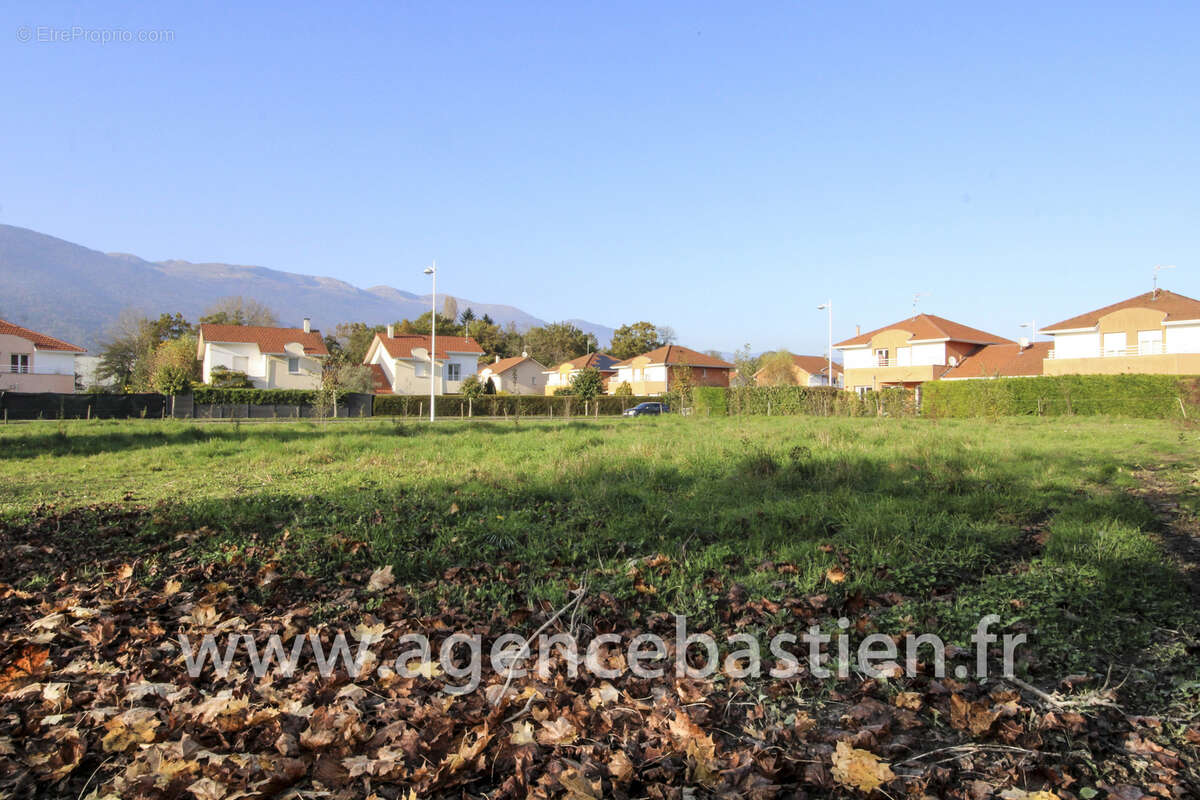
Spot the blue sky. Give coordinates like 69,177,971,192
3,2,1198,352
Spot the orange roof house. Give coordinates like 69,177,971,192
480,354,548,395
197,320,329,389
363,325,484,395
939,341,1052,380
835,313,1013,393
1040,289,1200,376
543,352,621,395
607,345,734,396
754,354,844,388
0,318,86,393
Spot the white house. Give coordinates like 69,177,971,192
543,352,620,395
478,354,547,395
197,320,328,389
1041,290,1200,376
0,318,86,393
364,326,484,394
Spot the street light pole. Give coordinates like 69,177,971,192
817,300,833,387
424,263,436,422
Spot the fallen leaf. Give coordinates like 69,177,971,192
367,565,395,591
831,740,895,793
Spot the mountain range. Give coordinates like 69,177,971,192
0,225,615,351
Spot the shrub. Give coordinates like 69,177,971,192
921,375,1200,419
208,367,254,389
193,388,318,405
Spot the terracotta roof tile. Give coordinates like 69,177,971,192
612,345,734,369
371,333,483,361
199,324,329,356
788,355,843,377
939,342,1052,379
482,355,545,374
0,318,86,352
368,363,392,393
1042,290,1200,332
835,314,1014,348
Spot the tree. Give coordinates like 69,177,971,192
731,344,760,388
461,373,484,399
613,381,633,397
757,350,799,386
324,363,375,394
524,322,597,366
609,321,667,360
97,310,194,391
459,307,477,339
442,296,459,325
328,322,386,366
568,367,604,399
198,296,278,327
397,312,463,337
149,334,201,393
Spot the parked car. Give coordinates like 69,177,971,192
623,401,669,417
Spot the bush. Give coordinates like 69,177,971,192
921,375,1200,419
193,388,318,405
692,386,727,417
723,386,917,417
372,394,661,417
208,367,254,389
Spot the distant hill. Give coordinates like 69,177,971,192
0,225,615,350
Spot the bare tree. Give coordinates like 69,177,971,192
199,296,279,326
442,296,459,325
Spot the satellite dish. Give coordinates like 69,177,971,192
411,347,430,361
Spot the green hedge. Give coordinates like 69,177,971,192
922,375,1200,418
722,385,917,417
372,394,662,417
192,388,318,405
692,386,727,417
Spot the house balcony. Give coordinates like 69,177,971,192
1047,343,1166,359
1043,345,1200,377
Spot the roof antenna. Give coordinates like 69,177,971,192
1153,264,1175,298
912,292,928,317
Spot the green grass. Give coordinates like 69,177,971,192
2,415,1198,709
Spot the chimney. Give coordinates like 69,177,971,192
494,355,500,363
302,317,311,334
855,324,861,336
387,324,395,338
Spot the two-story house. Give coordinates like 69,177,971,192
835,314,1013,394
197,319,328,389
0,318,86,393
363,326,484,394
479,354,547,395
1041,290,1200,376
608,345,734,395
543,352,621,396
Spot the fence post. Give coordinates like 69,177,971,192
468,397,472,418
419,402,424,419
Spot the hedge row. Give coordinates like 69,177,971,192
694,385,917,417
372,394,662,417
192,388,318,405
922,375,1200,418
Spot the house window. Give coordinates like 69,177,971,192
232,356,249,372
446,363,461,381
414,363,425,377
10,354,29,374
1137,330,1163,356
874,349,889,367
288,357,301,374
1102,333,1125,357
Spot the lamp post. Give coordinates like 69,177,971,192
424,263,436,421
817,300,833,387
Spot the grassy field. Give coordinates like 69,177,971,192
3,415,1198,688
2,415,1199,796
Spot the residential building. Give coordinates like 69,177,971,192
543,352,620,396
754,354,844,388
938,340,1052,380
479,354,547,395
364,325,484,394
608,345,734,395
835,314,1013,393
197,319,328,389
0,318,86,393
1040,290,1200,376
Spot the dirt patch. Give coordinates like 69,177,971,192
1134,466,1200,597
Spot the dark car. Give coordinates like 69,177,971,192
623,401,669,417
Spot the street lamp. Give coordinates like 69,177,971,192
424,263,436,422
817,300,833,387
1020,320,1036,344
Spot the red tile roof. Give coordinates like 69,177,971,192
835,314,1014,348
0,318,86,352
613,345,734,369
788,355,843,378
198,324,329,356
551,352,620,372
372,333,483,361
481,355,544,374
1042,290,1200,332
939,342,1052,379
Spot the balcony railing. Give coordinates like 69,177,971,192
1047,343,1166,360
